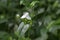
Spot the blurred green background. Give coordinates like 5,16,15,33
0,0,60,40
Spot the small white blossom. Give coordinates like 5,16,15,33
21,12,31,20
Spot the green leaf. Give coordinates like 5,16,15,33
0,31,10,40
30,1,39,8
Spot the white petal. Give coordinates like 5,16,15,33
21,12,29,19
26,15,31,20
21,15,26,18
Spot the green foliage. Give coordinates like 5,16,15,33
0,0,60,40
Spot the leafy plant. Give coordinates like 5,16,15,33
0,0,60,40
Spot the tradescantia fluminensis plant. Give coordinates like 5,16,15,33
0,0,60,40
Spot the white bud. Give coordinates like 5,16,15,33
16,14,20,17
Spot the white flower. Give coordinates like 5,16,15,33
21,12,31,20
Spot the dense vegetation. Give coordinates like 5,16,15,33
0,0,60,40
